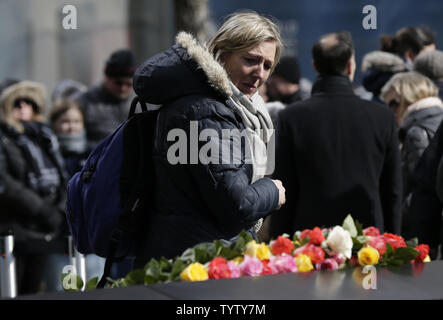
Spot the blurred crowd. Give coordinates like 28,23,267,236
1,23,443,295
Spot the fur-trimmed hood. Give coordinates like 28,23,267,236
0,80,47,132
361,51,407,96
361,51,406,73
134,32,232,104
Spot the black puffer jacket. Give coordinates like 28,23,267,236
0,122,68,252
399,98,443,195
132,32,279,264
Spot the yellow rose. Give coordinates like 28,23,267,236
424,255,431,262
295,254,314,272
358,246,379,266
231,256,244,265
180,262,208,282
257,243,271,260
245,240,271,260
245,240,259,257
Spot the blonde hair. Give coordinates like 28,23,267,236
207,11,284,73
381,71,439,119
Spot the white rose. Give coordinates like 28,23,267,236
326,226,353,259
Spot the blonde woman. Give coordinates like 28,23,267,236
381,71,443,195
131,11,286,267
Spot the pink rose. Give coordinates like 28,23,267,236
239,255,263,277
330,253,346,265
315,258,339,270
227,261,241,278
367,235,387,255
269,254,298,274
363,227,380,237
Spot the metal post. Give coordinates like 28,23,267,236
0,233,17,298
67,235,86,291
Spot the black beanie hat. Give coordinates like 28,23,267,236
104,49,137,78
273,56,301,84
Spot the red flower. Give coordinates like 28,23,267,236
299,227,325,245
271,236,294,256
367,236,387,255
383,233,406,250
261,259,277,275
363,227,380,237
208,257,231,280
293,244,325,265
415,244,430,262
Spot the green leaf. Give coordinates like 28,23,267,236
144,274,158,285
393,247,419,263
406,237,419,248
179,248,196,263
194,248,212,264
388,259,404,266
214,240,224,257
123,269,146,286
351,237,364,253
355,220,364,236
342,214,357,237
238,230,253,244
159,257,173,272
386,243,394,257
85,277,98,290
144,258,162,284
219,246,242,260
169,259,187,281
232,236,246,253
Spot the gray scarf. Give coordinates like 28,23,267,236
228,82,275,233
228,82,274,183
57,130,88,154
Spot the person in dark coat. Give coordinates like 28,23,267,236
268,31,403,239
0,81,68,294
390,26,436,70
405,119,443,259
75,49,136,148
381,71,443,196
265,55,304,130
361,50,407,104
132,11,286,268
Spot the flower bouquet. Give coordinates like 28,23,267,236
64,215,430,290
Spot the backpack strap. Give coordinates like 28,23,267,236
97,97,149,289
128,96,148,119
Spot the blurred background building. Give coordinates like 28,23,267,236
0,0,442,99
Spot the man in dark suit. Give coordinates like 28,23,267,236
268,31,402,238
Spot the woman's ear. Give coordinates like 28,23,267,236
219,52,228,66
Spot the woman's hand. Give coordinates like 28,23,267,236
272,179,286,210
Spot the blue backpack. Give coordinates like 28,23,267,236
66,97,158,287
